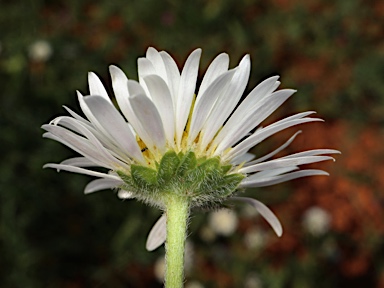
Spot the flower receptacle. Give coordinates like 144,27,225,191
117,150,245,209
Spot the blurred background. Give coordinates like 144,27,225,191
1,0,383,287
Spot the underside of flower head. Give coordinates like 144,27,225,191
117,150,244,209
42,47,339,248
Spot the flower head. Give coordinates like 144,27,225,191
43,47,338,250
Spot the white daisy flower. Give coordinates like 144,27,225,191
43,47,338,252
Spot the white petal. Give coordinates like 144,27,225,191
175,48,202,147
198,52,229,97
200,55,251,150
129,94,166,154
42,124,117,169
110,76,163,158
84,96,145,164
122,80,159,152
138,57,156,79
112,78,149,145
240,169,329,188
143,75,175,146
271,80,281,93
207,76,279,152
84,178,124,194
224,117,322,161
214,89,296,155
239,155,335,174
77,91,116,141
249,166,299,179
188,69,236,145
62,106,111,146
50,115,104,143
47,117,131,168
60,111,111,151
231,197,282,237
61,157,97,167
234,76,280,117
230,153,256,166
146,47,168,83
109,65,133,122
244,131,302,165
51,116,131,166
63,106,93,127
88,72,111,103
160,51,181,108
280,149,341,159
43,163,120,180
137,57,156,96
146,214,167,251
68,92,103,136
128,79,147,96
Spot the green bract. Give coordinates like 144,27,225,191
117,151,244,208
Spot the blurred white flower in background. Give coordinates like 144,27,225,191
244,272,263,288
302,206,331,236
244,227,268,250
208,209,238,236
28,40,53,62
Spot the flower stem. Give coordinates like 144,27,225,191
165,195,190,288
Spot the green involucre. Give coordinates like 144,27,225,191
117,150,244,208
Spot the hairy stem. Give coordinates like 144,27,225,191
165,195,190,288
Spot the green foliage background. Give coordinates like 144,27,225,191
1,0,383,287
